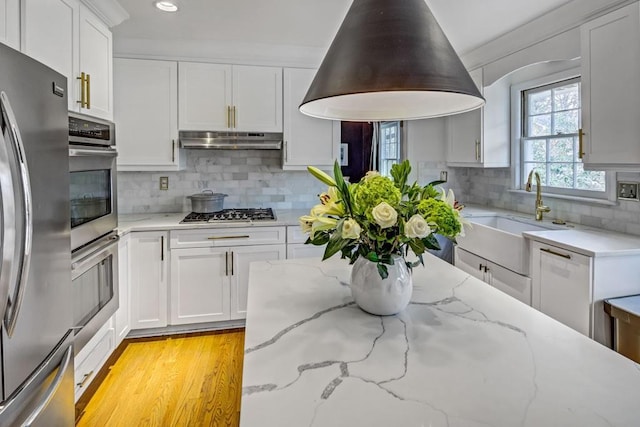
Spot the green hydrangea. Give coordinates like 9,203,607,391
417,198,461,238
352,176,401,219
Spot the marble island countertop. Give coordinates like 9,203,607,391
240,255,640,427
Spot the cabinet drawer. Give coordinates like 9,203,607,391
287,225,310,244
74,326,115,401
170,227,286,249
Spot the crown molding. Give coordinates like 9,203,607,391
113,37,325,68
460,0,633,70
81,0,129,27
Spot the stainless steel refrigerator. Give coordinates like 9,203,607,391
0,43,74,425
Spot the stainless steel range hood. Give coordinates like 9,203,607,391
179,131,283,150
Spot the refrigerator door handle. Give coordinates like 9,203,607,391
21,344,73,427
0,91,34,337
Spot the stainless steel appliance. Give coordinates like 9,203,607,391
179,130,283,150
0,43,74,426
69,113,117,252
71,232,119,353
180,208,276,223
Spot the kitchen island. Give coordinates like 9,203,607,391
241,255,640,426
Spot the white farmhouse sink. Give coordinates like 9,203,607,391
456,215,560,275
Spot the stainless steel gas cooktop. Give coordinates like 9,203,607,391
180,208,276,223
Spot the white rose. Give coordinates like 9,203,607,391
405,214,431,239
341,218,361,239
371,202,397,229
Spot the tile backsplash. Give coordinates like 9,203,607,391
117,149,325,214
451,167,640,236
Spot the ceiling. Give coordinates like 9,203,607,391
113,0,574,56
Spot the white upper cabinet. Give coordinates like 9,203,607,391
580,2,640,170
178,62,282,132
282,67,340,170
446,68,510,168
22,0,112,119
78,5,112,120
114,58,182,171
0,0,19,49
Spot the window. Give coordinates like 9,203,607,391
520,77,607,198
378,121,402,177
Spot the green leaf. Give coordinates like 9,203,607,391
376,263,389,280
422,234,441,250
408,238,425,255
323,232,348,260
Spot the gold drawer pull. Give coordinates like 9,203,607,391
207,235,250,240
541,248,571,259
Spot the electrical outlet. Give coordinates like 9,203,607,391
159,176,169,190
440,171,448,182
617,181,639,201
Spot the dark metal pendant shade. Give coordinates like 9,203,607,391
299,0,485,121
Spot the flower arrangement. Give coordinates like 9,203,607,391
300,160,467,279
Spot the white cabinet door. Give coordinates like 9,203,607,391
233,65,282,132
532,243,592,336
230,244,285,320
21,0,79,111
283,68,339,169
114,234,130,346
78,4,112,120
486,260,532,305
580,2,640,170
114,58,181,171
287,244,325,259
170,247,230,325
178,62,231,131
129,232,168,330
453,246,486,281
178,62,282,132
0,0,19,49
446,68,509,168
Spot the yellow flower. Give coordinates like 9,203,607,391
341,218,361,239
299,215,315,234
363,171,380,181
312,216,337,236
307,166,336,187
371,202,397,229
405,214,431,239
318,186,344,215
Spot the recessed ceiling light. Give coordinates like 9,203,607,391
154,1,178,12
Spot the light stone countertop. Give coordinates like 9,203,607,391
117,209,309,235
240,255,640,427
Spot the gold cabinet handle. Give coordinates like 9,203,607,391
207,235,250,240
541,247,571,259
76,72,86,107
85,73,91,109
172,140,175,163
227,106,231,128
231,251,234,275
77,370,94,388
475,140,480,161
233,106,237,128
160,235,164,261
225,251,229,276
578,128,585,159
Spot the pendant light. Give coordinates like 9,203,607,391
299,0,485,121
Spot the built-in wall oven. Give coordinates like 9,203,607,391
69,112,117,252
69,112,119,353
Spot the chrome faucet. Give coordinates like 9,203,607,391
525,170,551,221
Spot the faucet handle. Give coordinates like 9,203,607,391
537,205,551,213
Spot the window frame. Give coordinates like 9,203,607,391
510,68,615,202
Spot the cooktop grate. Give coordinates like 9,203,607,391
180,208,276,223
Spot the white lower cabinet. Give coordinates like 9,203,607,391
169,228,286,325
129,231,169,330
286,225,325,259
454,246,532,305
74,319,115,402
530,240,640,346
114,233,130,346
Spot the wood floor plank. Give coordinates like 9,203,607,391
76,330,245,427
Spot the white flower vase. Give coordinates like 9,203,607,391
350,255,412,316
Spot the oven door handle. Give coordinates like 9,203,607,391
69,147,117,157
72,235,119,275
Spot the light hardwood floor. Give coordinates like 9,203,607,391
76,330,245,427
